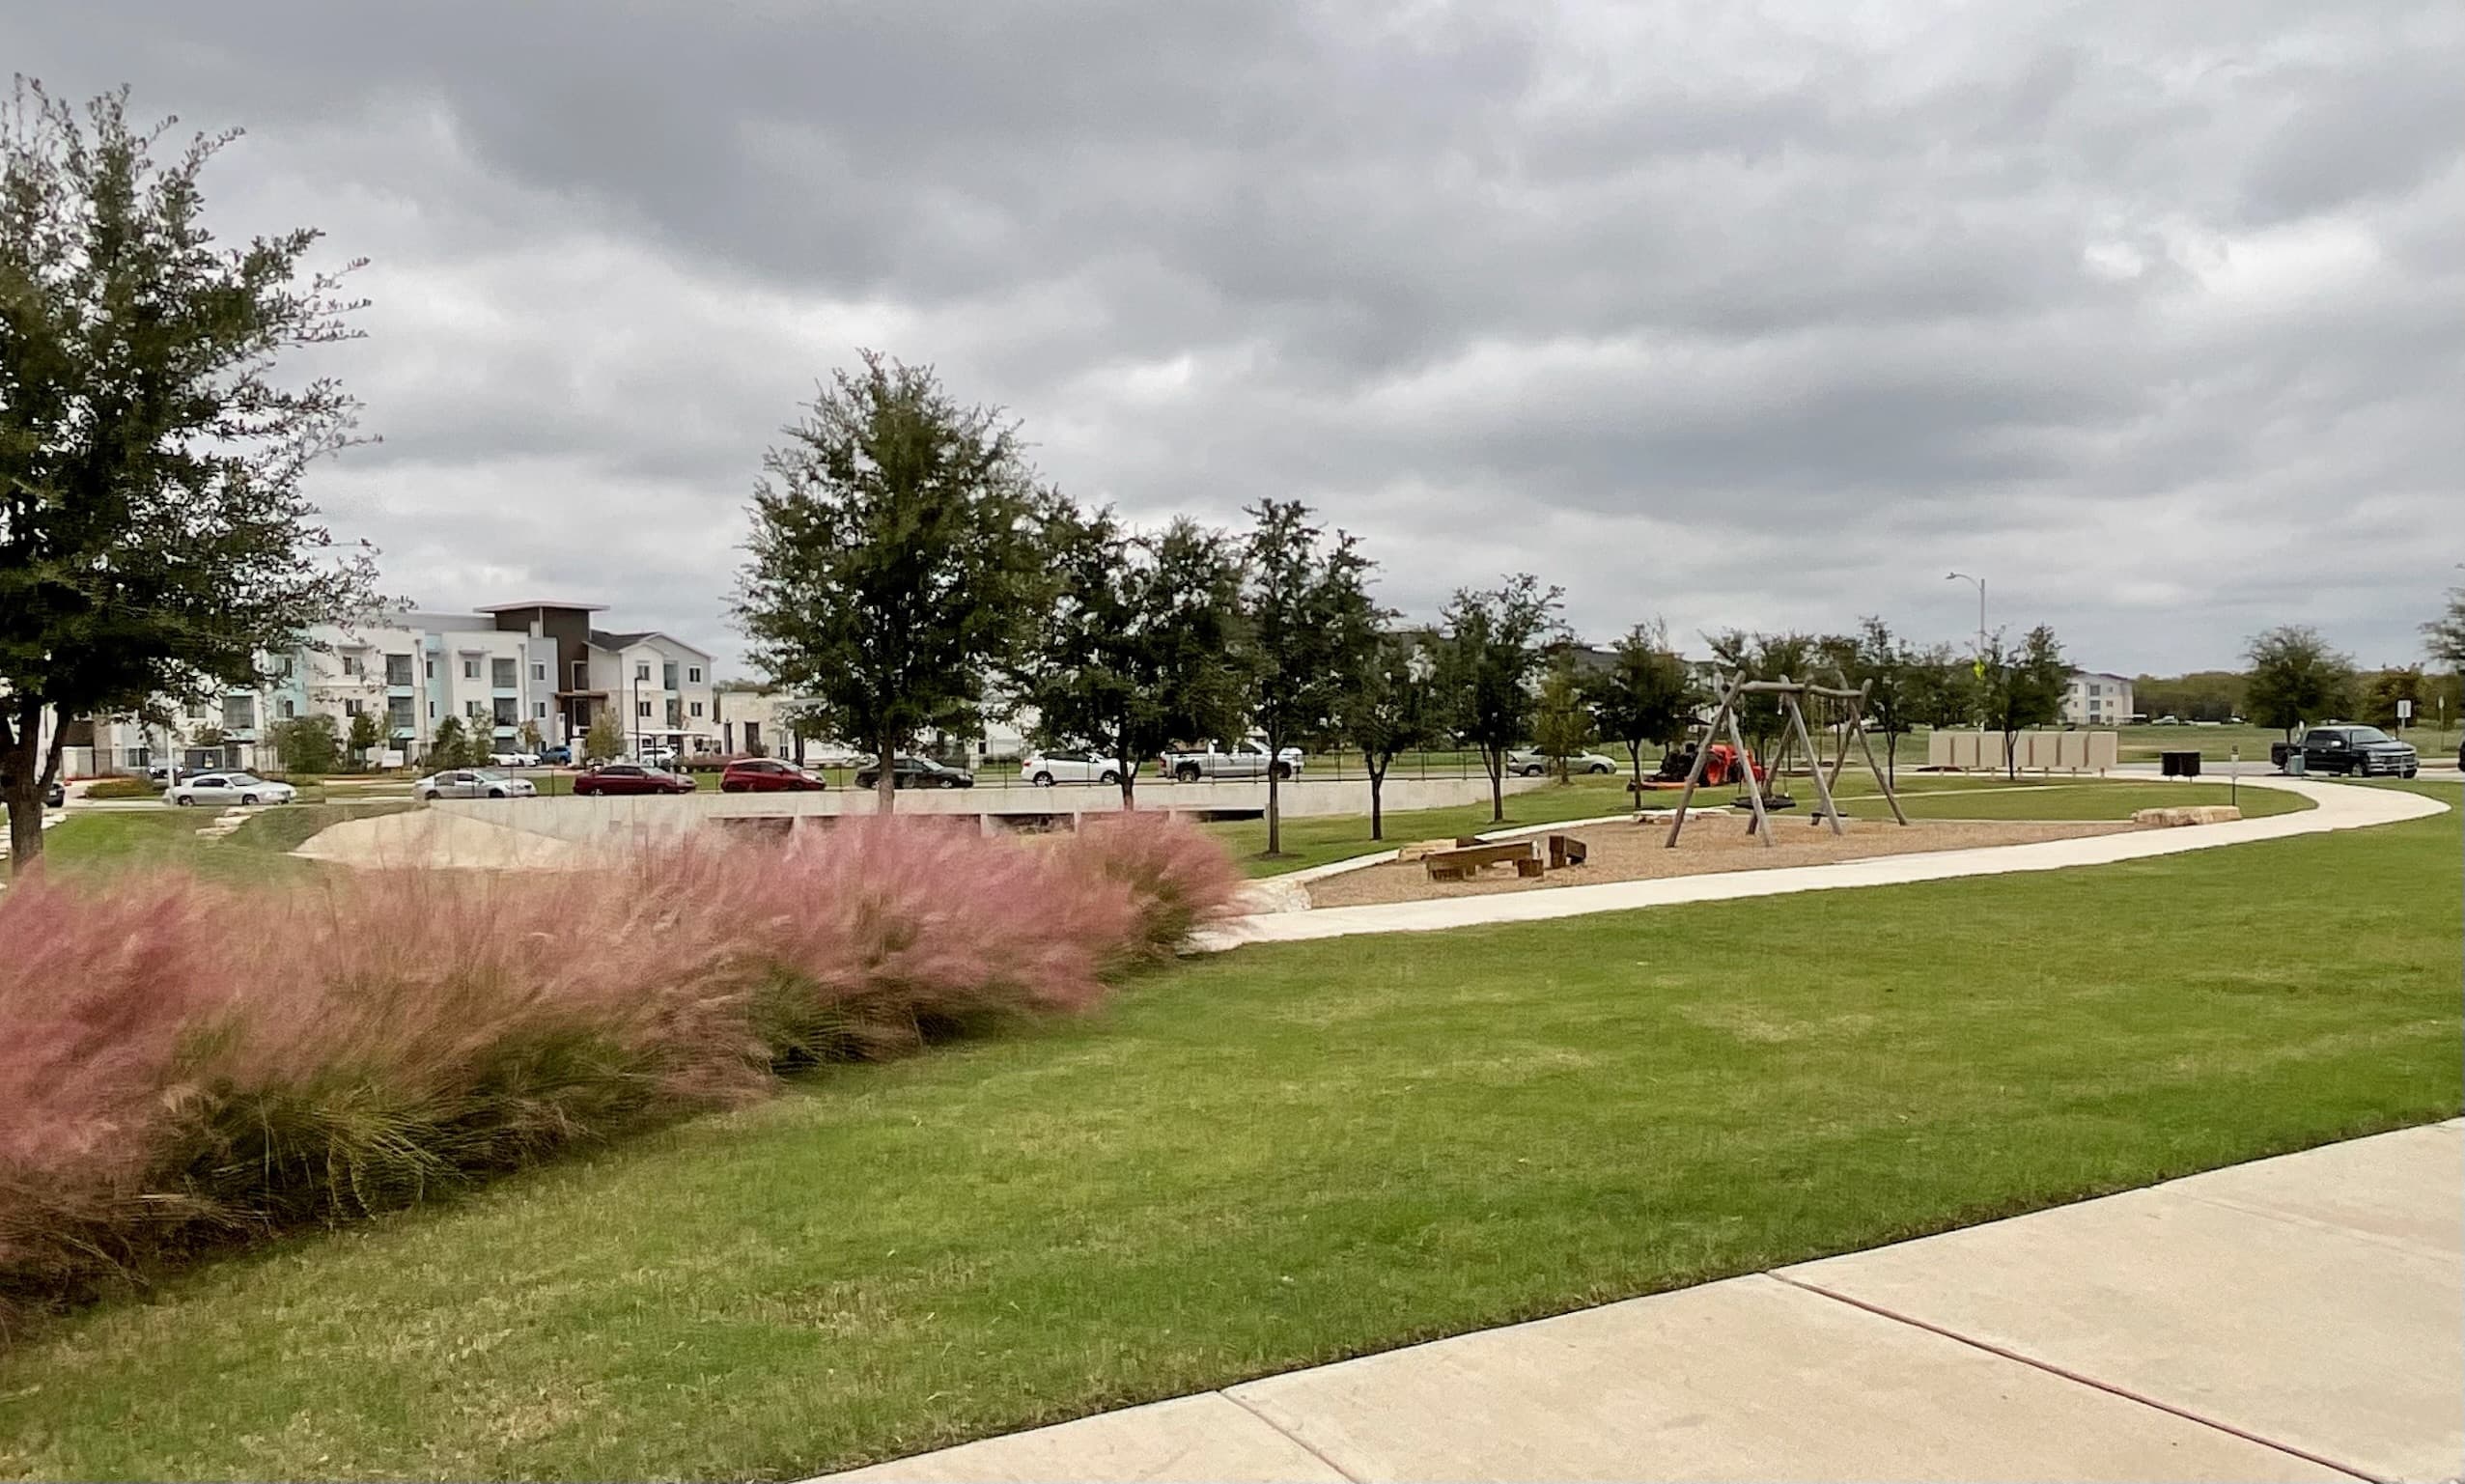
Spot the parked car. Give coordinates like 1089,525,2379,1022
487,750,542,768
2286,724,2419,778
416,768,538,800
803,742,867,768
1507,748,1617,777
853,755,975,790
1,771,67,809
720,758,828,793
1021,749,1122,786
573,763,696,796
1159,741,1303,783
637,745,680,769
537,744,573,766
167,771,296,807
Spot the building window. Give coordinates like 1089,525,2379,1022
424,658,434,680
427,701,436,719
278,698,296,719
465,699,485,719
222,696,255,731
531,662,546,683
689,701,704,718
573,660,589,688
490,657,516,689
388,695,415,732
341,656,362,678
534,701,546,719
635,662,651,683
636,700,652,718
186,700,208,720
385,654,413,686
276,658,295,680
492,696,518,726
662,661,679,690
462,658,480,681
687,665,702,684
344,699,364,717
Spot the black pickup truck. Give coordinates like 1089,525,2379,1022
2271,724,2420,777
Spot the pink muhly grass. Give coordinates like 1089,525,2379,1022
1056,812,1245,959
0,817,1204,1327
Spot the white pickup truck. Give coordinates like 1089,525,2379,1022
1160,741,1304,783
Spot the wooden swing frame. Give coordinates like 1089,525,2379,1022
1662,672,1907,849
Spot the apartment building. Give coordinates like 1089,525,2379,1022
2062,670,2135,727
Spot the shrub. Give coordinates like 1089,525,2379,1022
0,815,1242,1329
79,777,156,800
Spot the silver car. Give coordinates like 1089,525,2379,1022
1508,748,1618,776
167,771,298,807
416,768,539,800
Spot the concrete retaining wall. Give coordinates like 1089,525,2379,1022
1927,730,2118,772
433,774,1546,845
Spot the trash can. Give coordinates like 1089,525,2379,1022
2160,749,2201,778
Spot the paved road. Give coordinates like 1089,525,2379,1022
826,1122,2465,1482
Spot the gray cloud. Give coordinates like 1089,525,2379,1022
7,0,2461,674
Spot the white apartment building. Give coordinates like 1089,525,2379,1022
2062,670,2135,727
587,627,718,757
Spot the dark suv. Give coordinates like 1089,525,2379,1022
2292,725,2419,778
854,755,975,790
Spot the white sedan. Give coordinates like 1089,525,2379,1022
167,771,297,807
416,768,539,800
489,750,542,768
1021,749,1123,786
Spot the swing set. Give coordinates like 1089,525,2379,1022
1662,672,1907,848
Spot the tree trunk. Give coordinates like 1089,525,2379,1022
3,701,64,875
1485,746,1504,823
1116,727,1136,810
875,731,897,813
1885,728,1898,786
1629,742,1644,803
1367,756,1387,840
1264,740,1283,855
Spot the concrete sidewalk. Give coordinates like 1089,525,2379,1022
1193,774,2451,950
826,1122,2463,1482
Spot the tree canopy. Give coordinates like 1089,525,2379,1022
1977,625,2069,776
0,79,378,868
1331,629,1441,840
2244,626,2355,739
733,352,1050,809
2425,589,2465,671
1436,574,1564,823
1238,499,1380,854
1586,621,1697,796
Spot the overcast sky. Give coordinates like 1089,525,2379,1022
11,1,2461,675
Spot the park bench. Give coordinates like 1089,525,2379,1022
1423,839,1544,882
1545,833,1588,870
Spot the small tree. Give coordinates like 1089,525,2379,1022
1022,506,1246,808
1978,625,2069,777
1531,654,1594,783
268,714,341,774
2245,626,2355,740
581,714,625,765
346,710,382,766
1587,621,1697,798
2361,667,2427,733
518,718,545,755
1436,574,1565,823
1702,630,1817,758
0,80,379,871
1333,630,1440,840
733,352,1049,811
429,715,469,770
1837,617,1919,783
1237,499,1380,855
2423,589,2464,670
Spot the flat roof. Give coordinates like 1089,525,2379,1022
472,601,607,613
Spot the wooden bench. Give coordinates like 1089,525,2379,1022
1545,833,1588,870
1422,840,1543,882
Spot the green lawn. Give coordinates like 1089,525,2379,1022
1206,773,2311,874
2,788,2452,1481
31,802,408,886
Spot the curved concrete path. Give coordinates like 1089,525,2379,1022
1193,777,2450,951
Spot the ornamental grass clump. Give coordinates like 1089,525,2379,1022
0,812,1240,1328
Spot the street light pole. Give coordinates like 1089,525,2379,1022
1947,571,1987,733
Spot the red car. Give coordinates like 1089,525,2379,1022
720,758,828,793
572,763,695,796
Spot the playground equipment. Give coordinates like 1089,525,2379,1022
1663,673,1908,849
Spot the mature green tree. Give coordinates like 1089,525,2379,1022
1835,617,1920,783
0,81,378,870
346,709,382,766
2360,667,2427,733
2132,670,2245,724
1332,629,1440,841
1022,506,1245,808
267,713,340,774
1904,643,1976,741
1436,574,1565,824
517,718,545,756
1977,625,2069,777
1585,620,1697,798
428,715,469,770
733,352,1050,811
1703,629,1817,758
582,713,625,766
1237,499,1379,855
2244,626,2355,741
1530,653,1595,783
2424,589,2465,670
